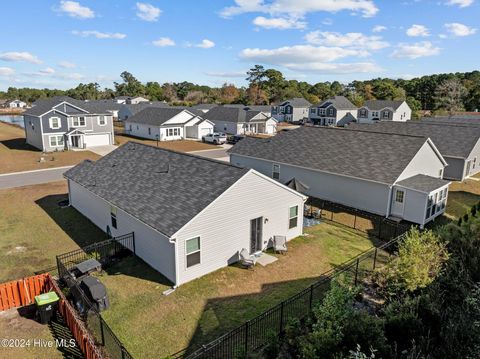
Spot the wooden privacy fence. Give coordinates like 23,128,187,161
0,273,50,311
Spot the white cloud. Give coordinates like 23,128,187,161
58,61,76,69
57,1,95,19
39,67,56,75
205,71,246,77
57,72,85,80
372,25,387,33
72,30,126,39
221,0,379,18
0,51,42,64
446,0,474,8
136,2,161,22
0,67,15,76
189,39,216,49
406,24,430,37
152,37,176,47
444,22,477,37
305,31,389,50
391,41,441,59
253,16,306,29
239,44,378,73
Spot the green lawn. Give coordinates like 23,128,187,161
445,178,480,220
98,223,383,359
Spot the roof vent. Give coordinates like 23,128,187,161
155,164,170,174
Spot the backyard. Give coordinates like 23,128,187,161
443,174,480,220
0,122,100,174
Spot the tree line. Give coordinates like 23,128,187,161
1,67,479,116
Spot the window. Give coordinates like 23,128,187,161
49,117,61,129
474,157,477,169
289,206,298,229
111,207,117,229
186,237,200,268
319,108,326,116
383,111,389,119
167,128,180,137
439,169,443,178
98,116,106,126
272,164,280,179
310,108,316,114
328,108,334,116
72,116,86,127
359,109,367,118
395,190,404,203
148,127,151,135
49,135,64,147
129,124,132,131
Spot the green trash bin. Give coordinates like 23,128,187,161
35,291,60,324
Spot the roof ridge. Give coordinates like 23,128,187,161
310,125,428,140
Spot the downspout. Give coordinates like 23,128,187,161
385,185,393,218
170,237,179,288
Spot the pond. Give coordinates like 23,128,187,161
0,115,25,128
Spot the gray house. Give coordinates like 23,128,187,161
271,98,312,123
229,127,450,227
23,96,115,152
118,102,170,121
65,142,306,285
309,96,357,126
348,121,480,181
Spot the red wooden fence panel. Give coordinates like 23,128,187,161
0,273,50,311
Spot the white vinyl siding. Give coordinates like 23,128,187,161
289,206,298,229
185,237,201,268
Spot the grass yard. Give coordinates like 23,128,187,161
444,178,480,220
0,122,100,174
0,181,107,282
97,223,384,358
114,133,217,152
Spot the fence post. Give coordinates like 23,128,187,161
353,213,357,229
121,345,126,359
279,301,285,333
244,321,250,357
354,258,360,286
373,248,378,270
132,232,136,255
309,284,314,312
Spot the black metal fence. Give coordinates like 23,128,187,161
306,197,412,241
56,233,136,359
181,233,406,359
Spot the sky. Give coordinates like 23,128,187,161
0,0,478,90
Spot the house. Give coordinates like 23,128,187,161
8,99,27,108
0,99,8,108
308,96,357,126
271,98,312,123
357,100,411,123
224,104,272,116
190,104,218,113
65,142,306,286
114,96,151,105
23,96,115,152
82,100,122,120
118,102,170,121
229,126,450,227
204,106,277,135
124,108,214,141
348,121,480,181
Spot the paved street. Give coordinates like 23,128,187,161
0,166,72,190
190,144,231,162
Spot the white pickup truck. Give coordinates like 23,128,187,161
202,132,227,145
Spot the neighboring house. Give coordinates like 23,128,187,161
118,102,170,121
65,142,306,286
0,99,8,108
309,96,357,126
229,126,450,227
8,99,27,108
348,121,480,181
82,100,122,120
204,106,277,135
190,104,218,113
114,96,151,104
224,104,272,116
357,100,411,123
124,108,214,141
23,96,115,152
271,98,312,123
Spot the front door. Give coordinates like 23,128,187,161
250,217,263,254
391,188,405,217
71,135,80,148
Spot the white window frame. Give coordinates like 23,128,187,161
111,207,118,229
72,116,86,127
383,111,389,119
310,108,316,114
49,116,61,129
49,134,64,148
97,116,107,126
289,205,298,229
272,164,280,180
395,190,404,203
328,108,334,116
319,108,326,116
185,236,201,268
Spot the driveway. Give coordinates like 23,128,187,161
0,166,72,190
189,144,231,162
88,145,118,156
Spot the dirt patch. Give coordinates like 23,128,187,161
115,133,218,152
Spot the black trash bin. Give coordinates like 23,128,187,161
34,291,60,324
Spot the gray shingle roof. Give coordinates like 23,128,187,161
348,121,480,158
64,142,249,237
279,98,312,107
125,108,194,126
314,96,357,110
204,106,264,124
422,116,480,125
120,102,171,116
229,126,430,184
362,100,404,111
396,174,450,193
25,96,115,116
191,104,218,110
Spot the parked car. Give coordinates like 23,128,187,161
227,134,245,144
202,132,227,145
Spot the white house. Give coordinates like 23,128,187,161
124,107,214,141
229,127,450,227
8,99,27,108
309,96,357,126
204,106,277,135
357,100,411,123
271,98,312,123
114,96,151,105
65,142,306,286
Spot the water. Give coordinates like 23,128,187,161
0,115,24,128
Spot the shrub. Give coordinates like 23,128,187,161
471,206,477,217
463,213,469,223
